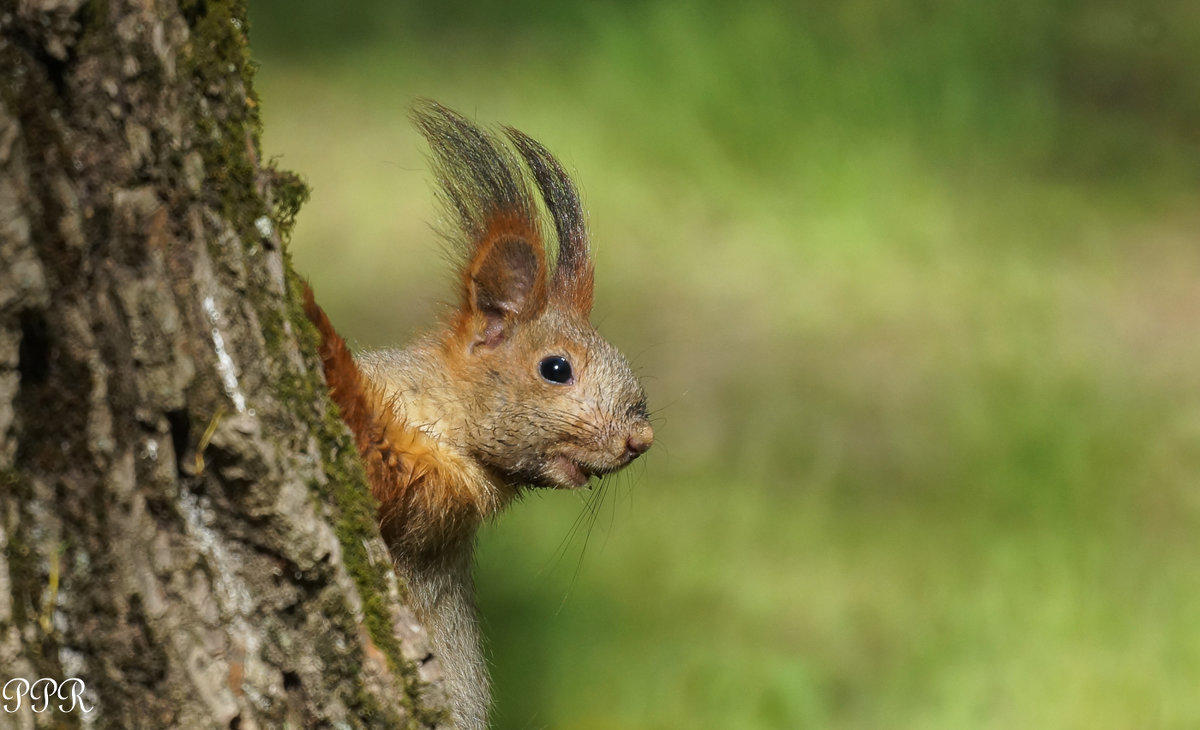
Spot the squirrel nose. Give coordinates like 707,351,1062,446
624,422,654,460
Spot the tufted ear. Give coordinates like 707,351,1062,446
463,222,547,347
411,100,552,348
505,127,594,316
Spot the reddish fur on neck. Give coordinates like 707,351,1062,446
302,282,493,561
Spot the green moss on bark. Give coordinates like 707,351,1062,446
179,0,269,249
270,168,310,239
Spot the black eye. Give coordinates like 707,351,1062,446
538,356,573,384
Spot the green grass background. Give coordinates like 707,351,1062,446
249,1,1200,726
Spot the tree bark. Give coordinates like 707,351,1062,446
0,0,449,727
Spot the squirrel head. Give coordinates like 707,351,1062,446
412,101,653,490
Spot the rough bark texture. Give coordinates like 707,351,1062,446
0,0,450,727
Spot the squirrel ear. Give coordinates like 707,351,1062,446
505,127,595,316
464,226,547,348
411,100,551,347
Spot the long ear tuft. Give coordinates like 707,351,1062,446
412,100,549,344
505,127,595,315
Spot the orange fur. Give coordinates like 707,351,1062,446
553,258,595,316
302,283,490,561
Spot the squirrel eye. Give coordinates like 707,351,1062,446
538,355,573,385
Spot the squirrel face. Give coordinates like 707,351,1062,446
456,307,652,490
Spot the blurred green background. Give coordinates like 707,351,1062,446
248,1,1199,727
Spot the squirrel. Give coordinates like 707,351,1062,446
301,100,653,729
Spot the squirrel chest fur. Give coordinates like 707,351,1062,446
303,101,653,729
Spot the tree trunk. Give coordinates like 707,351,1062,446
0,1,449,727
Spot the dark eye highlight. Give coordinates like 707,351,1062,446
538,356,573,385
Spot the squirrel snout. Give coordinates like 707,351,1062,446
624,422,654,461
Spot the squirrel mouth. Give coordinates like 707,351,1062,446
551,455,594,489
